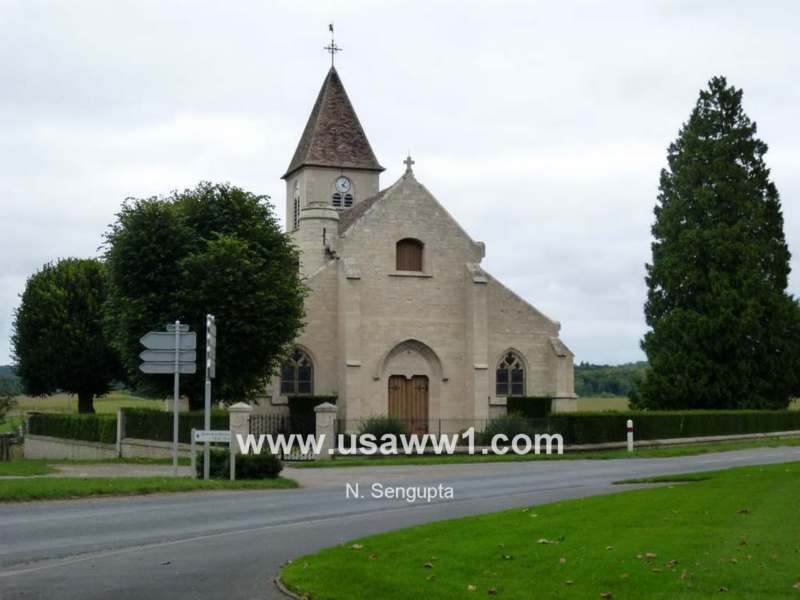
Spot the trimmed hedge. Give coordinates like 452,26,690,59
123,408,229,444
507,397,552,418
519,410,800,445
28,413,117,444
196,448,283,479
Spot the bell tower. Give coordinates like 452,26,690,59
282,28,383,276
282,64,384,236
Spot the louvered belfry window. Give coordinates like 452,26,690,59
396,238,424,271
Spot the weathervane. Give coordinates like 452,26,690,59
324,23,341,66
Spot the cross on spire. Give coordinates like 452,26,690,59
324,23,341,66
404,154,415,174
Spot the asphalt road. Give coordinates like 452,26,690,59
2,447,799,600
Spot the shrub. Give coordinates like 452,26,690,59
357,416,409,438
195,448,282,479
237,452,283,479
506,397,552,418
481,414,533,440
124,408,229,443
28,413,117,444
0,379,16,423
477,414,554,445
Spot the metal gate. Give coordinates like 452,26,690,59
248,414,315,461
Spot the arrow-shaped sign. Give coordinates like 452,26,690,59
139,350,196,363
140,331,197,351
140,362,197,374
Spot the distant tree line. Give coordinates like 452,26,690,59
0,366,21,395
575,362,648,397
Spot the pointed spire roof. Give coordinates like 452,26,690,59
283,67,384,179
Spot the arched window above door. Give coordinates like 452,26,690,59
396,238,424,271
280,348,313,395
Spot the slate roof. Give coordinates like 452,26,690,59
283,67,384,179
337,185,393,234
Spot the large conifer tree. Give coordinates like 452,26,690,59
636,76,800,410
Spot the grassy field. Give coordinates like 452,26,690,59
575,395,631,411
0,392,163,433
0,476,298,502
293,436,800,468
9,391,164,415
282,461,800,599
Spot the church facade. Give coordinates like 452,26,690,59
262,66,576,428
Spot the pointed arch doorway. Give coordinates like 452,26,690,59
388,375,429,435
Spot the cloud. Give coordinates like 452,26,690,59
1,0,799,366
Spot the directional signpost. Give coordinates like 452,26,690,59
139,321,197,476
203,315,216,480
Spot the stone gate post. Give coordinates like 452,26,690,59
314,402,337,461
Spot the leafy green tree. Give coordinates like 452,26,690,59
104,182,306,409
636,76,800,410
12,259,120,413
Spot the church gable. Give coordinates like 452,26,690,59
337,167,484,274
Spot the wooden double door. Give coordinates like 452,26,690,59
388,375,429,435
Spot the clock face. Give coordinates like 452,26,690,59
335,176,351,193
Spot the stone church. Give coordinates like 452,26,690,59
262,65,576,429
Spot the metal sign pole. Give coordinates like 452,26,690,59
190,428,196,479
204,315,213,480
172,320,180,477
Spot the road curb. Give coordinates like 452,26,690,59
273,575,305,599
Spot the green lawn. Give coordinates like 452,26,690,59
293,436,800,468
0,476,297,502
0,459,57,476
282,461,800,599
0,456,192,476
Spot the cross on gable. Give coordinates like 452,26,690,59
404,155,415,172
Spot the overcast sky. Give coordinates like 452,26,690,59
1,0,798,366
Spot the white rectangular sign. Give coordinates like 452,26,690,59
193,430,231,443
